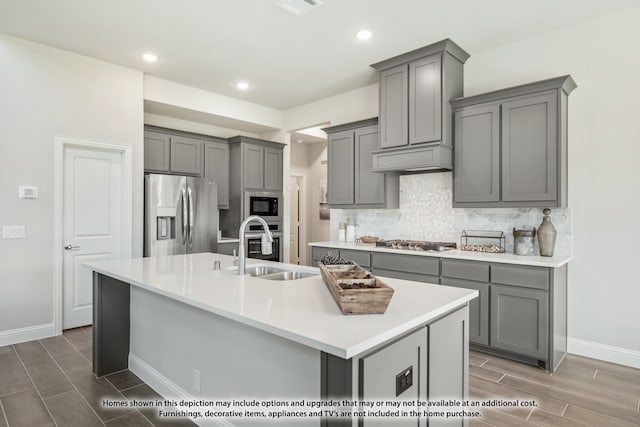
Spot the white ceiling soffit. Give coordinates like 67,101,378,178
0,0,638,110
278,0,323,16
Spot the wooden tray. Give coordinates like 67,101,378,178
319,262,394,315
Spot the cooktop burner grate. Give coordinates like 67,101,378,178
375,239,457,252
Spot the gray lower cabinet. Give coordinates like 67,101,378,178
372,252,439,284
144,131,171,172
311,247,339,266
490,285,548,360
325,118,399,209
311,246,370,270
441,277,489,346
204,141,229,209
451,75,576,208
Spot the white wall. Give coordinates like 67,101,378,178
144,113,261,139
463,5,640,364
0,35,144,339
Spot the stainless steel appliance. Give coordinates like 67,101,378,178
144,174,218,257
375,239,457,252
244,191,281,222
245,232,281,262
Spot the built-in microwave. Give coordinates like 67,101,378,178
244,191,281,222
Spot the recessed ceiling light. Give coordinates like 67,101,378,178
236,81,249,90
355,30,373,41
142,53,158,62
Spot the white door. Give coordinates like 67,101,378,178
289,176,300,265
63,146,123,329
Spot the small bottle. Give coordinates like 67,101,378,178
346,219,356,243
537,208,557,257
338,222,346,242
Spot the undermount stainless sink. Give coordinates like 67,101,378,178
259,271,317,281
245,266,286,277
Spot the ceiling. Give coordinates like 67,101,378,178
0,0,636,111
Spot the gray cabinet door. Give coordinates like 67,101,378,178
327,130,354,205
204,141,229,209
409,54,442,145
490,284,548,359
379,64,408,149
264,146,283,191
354,125,385,205
216,242,238,256
453,104,500,203
441,278,489,345
311,247,339,266
428,307,468,427
360,327,427,426
242,143,264,190
144,131,170,172
170,136,202,176
501,91,557,202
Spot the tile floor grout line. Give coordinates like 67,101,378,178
637,398,639,413
12,344,60,427
117,383,146,393
102,410,153,427
38,338,110,426
593,369,598,379
561,403,568,416
61,333,92,364
524,406,534,421
0,399,10,427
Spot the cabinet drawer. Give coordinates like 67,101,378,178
372,268,439,285
339,249,370,268
441,259,489,282
372,253,439,276
492,264,549,290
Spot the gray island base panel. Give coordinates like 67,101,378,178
88,253,475,427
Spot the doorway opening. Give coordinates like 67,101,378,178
289,174,306,265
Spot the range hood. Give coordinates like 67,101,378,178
371,143,452,173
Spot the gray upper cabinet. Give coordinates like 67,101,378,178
452,75,576,208
379,65,408,149
264,146,283,191
204,141,230,209
409,54,442,145
325,118,399,209
144,131,170,173
370,39,469,173
242,143,265,190
453,104,500,203
170,136,202,176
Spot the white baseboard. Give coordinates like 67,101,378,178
568,337,640,369
0,323,55,346
128,354,233,427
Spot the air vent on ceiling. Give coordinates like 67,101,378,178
277,0,323,16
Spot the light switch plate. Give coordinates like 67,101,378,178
2,225,26,239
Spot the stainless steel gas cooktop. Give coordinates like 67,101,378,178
375,239,457,252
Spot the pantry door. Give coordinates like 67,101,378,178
62,144,124,329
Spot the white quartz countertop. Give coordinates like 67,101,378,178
309,241,571,268
217,237,239,244
86,253,476,359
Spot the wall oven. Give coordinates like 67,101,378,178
244,191,281,222
245,232,281,262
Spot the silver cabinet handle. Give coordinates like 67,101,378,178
181,187,188,245
187,186,194,245
64,244,80,250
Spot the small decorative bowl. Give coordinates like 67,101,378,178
359,236,379,244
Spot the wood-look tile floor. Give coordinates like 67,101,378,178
2,330,639,426
469,349,640,426
0,327,194,427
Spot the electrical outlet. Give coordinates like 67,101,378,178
193,369,201,392
395,366,413,397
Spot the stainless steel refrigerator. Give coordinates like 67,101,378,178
144,174,218,257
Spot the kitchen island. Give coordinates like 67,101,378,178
87,253,477,427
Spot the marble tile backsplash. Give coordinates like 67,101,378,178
330,172,572,256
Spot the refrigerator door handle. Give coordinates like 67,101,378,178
181,187,188,245
187,185,194,245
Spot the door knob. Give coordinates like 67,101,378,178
64,244,80,250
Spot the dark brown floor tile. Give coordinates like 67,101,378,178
39,335,91,375
122,385,196,426
63,328,92,352
527,408,588,426
471,375,567,416
13,341,48,359
1,389,55,427
68,370,133,421
81,346,93,362
563,404,640,427
106,370,144,391
471,365,504,382
105,411,153,426
0,346,33,397
44,389,103,427
17,351,74,398
500,375,640,424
